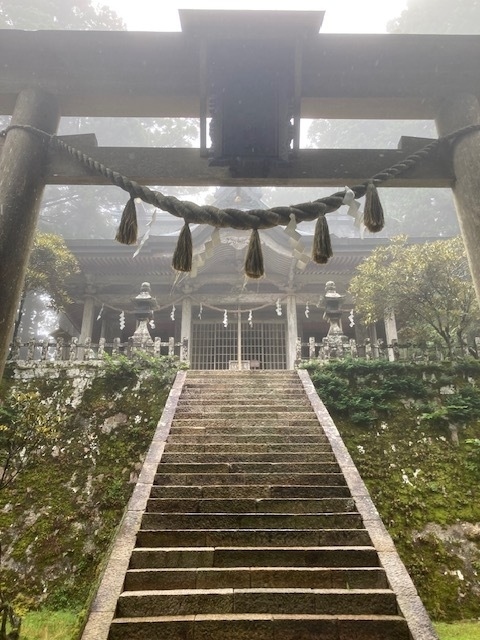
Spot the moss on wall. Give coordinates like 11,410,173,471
0,354,183,613
304,359,480,621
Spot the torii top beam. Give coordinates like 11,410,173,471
0,10,479,120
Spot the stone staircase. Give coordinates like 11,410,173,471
82,370,438,640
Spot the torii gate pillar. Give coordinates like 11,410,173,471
436,93,480,304
0,88,59,379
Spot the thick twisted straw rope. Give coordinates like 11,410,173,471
2,123,479,229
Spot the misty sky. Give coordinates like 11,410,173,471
102,0,408,34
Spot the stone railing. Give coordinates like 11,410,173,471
297,337,478,363
8,336,188,363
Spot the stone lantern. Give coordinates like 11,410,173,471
130,282,157,351
322,281,349,359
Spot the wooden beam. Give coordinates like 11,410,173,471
30,140,453,188
0,30,480,119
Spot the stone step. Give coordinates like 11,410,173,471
164,443,332,453
185,373,301,382
184,389,304,394
145,497,356,514
166,434,329,444
186,370,298,374
173,411,315,420
140,512,364,530
178,396,306,400
176,404,312,413
124,566,389,591
159,454,338,464
184,378,301,382
154,472,347,486
171,418,323,436
136,529,372,548
149,484,351,499
108,613,410,640
182,393,308,401
156,462,340,475
116,588,398,617
129,546,379,569
177,398,311,406
183,384,304,392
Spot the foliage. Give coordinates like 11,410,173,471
306,358,480,620
349,236,480,355
0,355,183,611
0,585,21,640
25,234,79,310
304,358,433,425
0,389,61,491
435,622,480,640
0,0,124,30
20,609,78,640
102,352,187,386
12,234,79,341
388,0,480,34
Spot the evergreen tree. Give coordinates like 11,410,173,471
350,236,480,355
0,0,124,30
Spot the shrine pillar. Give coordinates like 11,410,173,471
0,88,59,379
384,308,398,362
436,93,480,305
180,297,192,362
286,294,298,370
79,295,96,345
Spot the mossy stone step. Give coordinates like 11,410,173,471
140,512,364,530
177,398,311,405
173,411,315,420
164,443,332,453
149,484,351,499
129,546,379,569
108,613,410,640
166,434,329,444
156,462,338,474
159,453,338,464
154,472,347,486
145,497,356,514
170,420,322,429
136,528,372,549
116,588,398,617
123,566,389,591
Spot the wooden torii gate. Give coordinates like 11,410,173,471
1,10,480,379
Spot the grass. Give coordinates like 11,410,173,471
435,621,480,639
16,611,480,640
20,610,79,640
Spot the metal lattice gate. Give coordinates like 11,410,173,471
191,321,287,370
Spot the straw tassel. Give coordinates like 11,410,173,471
245,229,264,279
115,197,138,245
363,182,385,233
312,214,333,264
172,222,193,272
